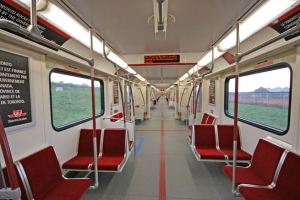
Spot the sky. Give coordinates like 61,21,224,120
50,72,100,87
229,68,290,92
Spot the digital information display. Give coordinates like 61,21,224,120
144,55,180,64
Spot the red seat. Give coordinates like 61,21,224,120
222,139,285,187
110,112,123,122
206,115,215,124
20,146,91,200
239,152,300,200
194,124,225,160
217,125,251,161
92,128,127,171
62,129,101,170
200,113,209,124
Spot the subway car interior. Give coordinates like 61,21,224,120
1,0,300,199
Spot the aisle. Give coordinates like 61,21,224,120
82,97,244,200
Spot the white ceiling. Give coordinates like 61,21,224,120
59,0,254,87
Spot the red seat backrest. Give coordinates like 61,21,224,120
78,129,101,156
275,152,300,199
250,139,285,183
0,166,28,200
110,112,123,122
206,115,215,124
194,124,216,148
201,113,209,124
102,128,126,156
20,146,62,199
217,125,241,150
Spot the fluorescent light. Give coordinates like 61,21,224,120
188,65,199,75
37,2,104,55
107,51,128,68
197,47,223,67
218,0,298,51
126,66,136,74
180,73,189,81
17,0,47,11
135,74,145,81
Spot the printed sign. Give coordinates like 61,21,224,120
113,80,119,104
0,50,32,128
269,5,300,41
209,79,215,105
0,0,70,49
198,66,209,75
222,52,236,64
144,55,180,64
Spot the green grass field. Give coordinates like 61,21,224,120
51,83,101,128
228,102,288,131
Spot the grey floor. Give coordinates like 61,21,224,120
82,98,244,200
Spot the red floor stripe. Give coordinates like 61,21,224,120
159,120,166,200
159,101,166,200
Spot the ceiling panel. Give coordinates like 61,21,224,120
62,0,254,88
65,0,254,54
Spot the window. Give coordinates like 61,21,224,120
50,69,104,131
225,64,292,135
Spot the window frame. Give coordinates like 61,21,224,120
224,63,293,135
49,68,105,131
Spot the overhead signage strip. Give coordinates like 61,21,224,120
269,5,300,41
0,0,71,49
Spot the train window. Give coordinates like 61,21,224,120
50,69,104,131
225,64,292,135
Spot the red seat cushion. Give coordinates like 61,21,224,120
222,139,284,186
195,148,225,159
188,125,192,130
63,156,96,170
96,156,125,171
92,128,126,171
239,187,289,200
130,140,134,148
20,146,91,199
63,129,101,170
217,125,251,160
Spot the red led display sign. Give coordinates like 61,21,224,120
144,55,180,64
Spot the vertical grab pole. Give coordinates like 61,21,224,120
232,21,240,194
194,82,202,122
129,84,136,155
0,117,19,192
30,0,37,26
89,29,98,189
115,65,126,129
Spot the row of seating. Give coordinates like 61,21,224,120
1,146,91,200
188,112,216,131
223,138,300,199
63,128,133,172
189,124,251,162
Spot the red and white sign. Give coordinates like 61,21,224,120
8,110,27,119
